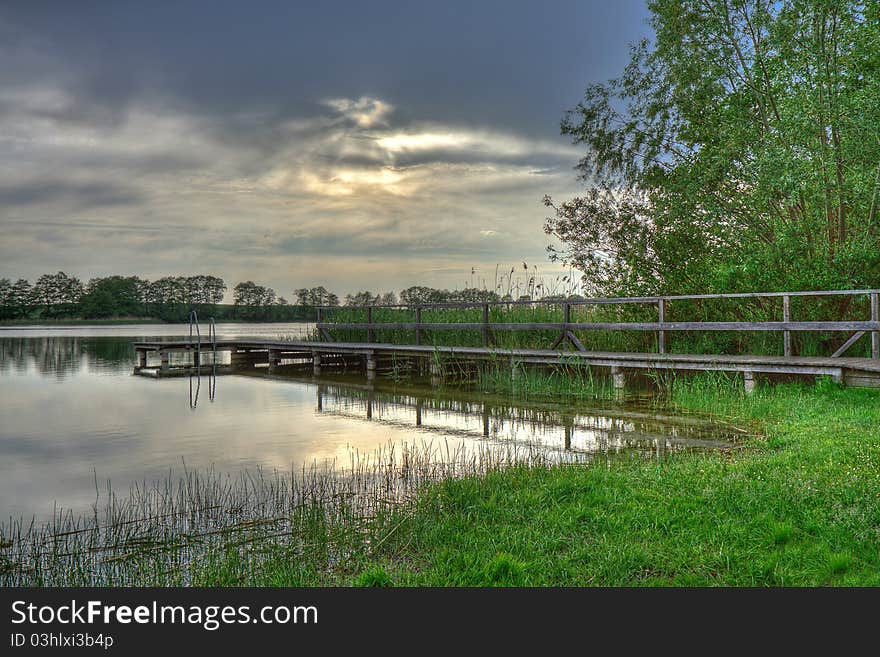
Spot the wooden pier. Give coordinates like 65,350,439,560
132,288,880,392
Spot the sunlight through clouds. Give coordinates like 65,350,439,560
0,88,582,293
323,96,394,128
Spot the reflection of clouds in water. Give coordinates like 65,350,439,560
0,323,314,377
0,335,737,521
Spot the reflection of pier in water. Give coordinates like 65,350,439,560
312,380,737,460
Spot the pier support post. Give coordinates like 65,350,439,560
430,361,442,388
611,365,625,397
268,349,281,372
160,351,169,372
744,371,757,395
136,350,147,370
366,353,376,381
312,352,321,376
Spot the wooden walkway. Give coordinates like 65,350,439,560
132,288,880,390
132,339,880,389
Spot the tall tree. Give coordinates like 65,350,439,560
546,0,880,296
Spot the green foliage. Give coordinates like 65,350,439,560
80,276,143,318
548,0,880,296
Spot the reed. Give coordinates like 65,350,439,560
320,293,877,358
0,440,562,586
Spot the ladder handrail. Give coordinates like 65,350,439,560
189,309,201,370
209,316,217,358
208,316,217,402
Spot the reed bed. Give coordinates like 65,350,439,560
0,440,576,587
322,294,877,358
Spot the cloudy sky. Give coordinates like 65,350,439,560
0,1,651,298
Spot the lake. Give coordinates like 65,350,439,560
0,323,738,522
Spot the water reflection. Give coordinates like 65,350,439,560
308,378,735,460
0,323,313,379
0,333,739,521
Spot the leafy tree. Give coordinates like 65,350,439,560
547,0,880,296
6,279,35,318
294,288,311,305
32,271,83,317
80,276,145,318
399,286,448,305
293,286,339,307
379,291,398,305
344,291,379,307
233,281,276,319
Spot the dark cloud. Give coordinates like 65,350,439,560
0,180,144,209
0,1,652,294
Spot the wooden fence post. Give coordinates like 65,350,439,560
316,306,326,342
872,292,879,360
415,306,422,346
482,303,490,347
658,299,666,354
367,306,375,343
783,294,792,357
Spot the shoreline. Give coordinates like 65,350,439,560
0,319,315,328
3,374,878,586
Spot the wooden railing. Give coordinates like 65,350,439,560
316,289,880,359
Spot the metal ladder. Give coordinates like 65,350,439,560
188,310,218,408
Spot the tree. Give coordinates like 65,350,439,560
0,278,12,319
33,271,83,317
399,286,449,305
294,288,311,306
233,281,276,318
80,276,144,318
7,279,35,318
344,291,379,307
547,0,880,296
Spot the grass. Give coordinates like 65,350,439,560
2,373,878,586
329,376,879,586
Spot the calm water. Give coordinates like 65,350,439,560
0,324,738,521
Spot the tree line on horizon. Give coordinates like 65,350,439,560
0,272,567,322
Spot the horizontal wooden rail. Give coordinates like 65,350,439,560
318,321,880,333
317,288,880,311
316,290,880,360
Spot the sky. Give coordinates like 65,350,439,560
0,0,652,299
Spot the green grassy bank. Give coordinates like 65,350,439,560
3,374,878,586
202,375,880,587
